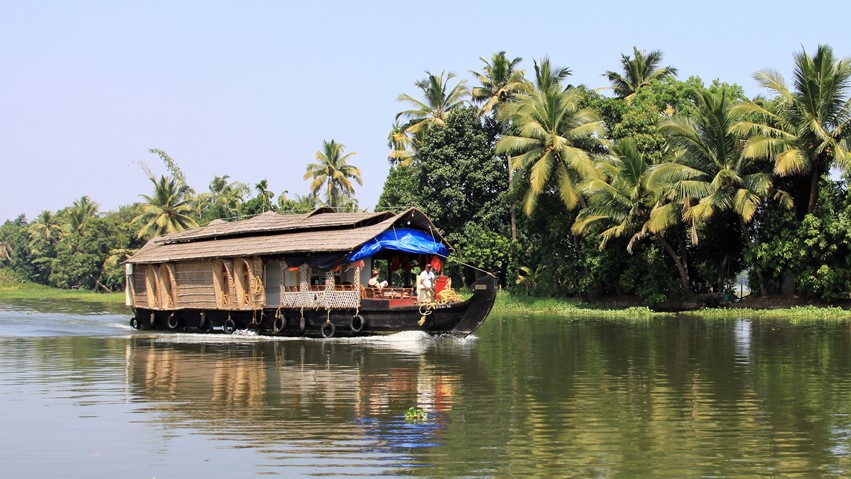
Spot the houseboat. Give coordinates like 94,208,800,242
124,207,496,338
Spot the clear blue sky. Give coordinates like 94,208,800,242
2,0,849,222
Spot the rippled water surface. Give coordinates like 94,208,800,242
1,300,850,478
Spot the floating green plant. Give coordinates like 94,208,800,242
404,406,428,423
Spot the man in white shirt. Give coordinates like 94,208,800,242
417,264,435,303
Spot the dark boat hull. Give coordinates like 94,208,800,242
130,275,496,338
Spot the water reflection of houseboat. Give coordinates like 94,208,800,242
124,208,496,338
124,337,485,430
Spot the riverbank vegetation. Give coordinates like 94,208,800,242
0,269,125,303
493,289,659,319
3,44,851,310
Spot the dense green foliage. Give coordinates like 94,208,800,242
4,44,851,308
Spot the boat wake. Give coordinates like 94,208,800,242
139,328,476,349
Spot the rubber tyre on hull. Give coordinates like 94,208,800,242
349,315,365,333
223,318,236,334
273,316,285,333
320,322,336,338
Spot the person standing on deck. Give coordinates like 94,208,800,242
417,263,435,303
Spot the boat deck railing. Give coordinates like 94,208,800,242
361,286,414,300
278,284,416,309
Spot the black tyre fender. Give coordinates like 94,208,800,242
320,321,335,338
223,318,236,334
349,314,366,333
167,313,179,330
273,316,286,333
130,317,140,330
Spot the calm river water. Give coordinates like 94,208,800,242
1,298,850,478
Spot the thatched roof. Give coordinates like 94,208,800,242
127,208,448,265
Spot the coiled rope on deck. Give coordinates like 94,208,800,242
417,279,463,325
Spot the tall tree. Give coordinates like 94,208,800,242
28,210,63,252
604,46,678,101
0,216,34,278
67,196,99,236
387,122,414,166
573,141,655,252
149,148,194,197
304,140,362,209
278,192,318,214
254,179,275,213
470,51,527,115
198,174,249,222
471,51,527,241
654,90,792,294
732,44,851,215
396,71,470,136
531,57,572,93
134,176,198,239
0,240,12,264
384,107,510,284
572,140,692,293
496,58,607,215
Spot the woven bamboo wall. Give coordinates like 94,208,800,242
174,260,217,308
133,267,149,308
158,263,178,308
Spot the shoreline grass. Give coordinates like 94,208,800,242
0,270,125,304
493,290,851,321
493,290,660,319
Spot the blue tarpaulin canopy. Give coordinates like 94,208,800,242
347,228,448,262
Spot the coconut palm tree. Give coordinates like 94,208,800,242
530,56,572,93
105,247,137,269
471,51,528,240
653,89,792,294
732,44,851,215
496,58,607,215
573,141,655,250
134,175,199,239
277,192,317,214
199,174,249,221
656,91,786,226
304,140,362,209
387,122,415,166
572,140,693,292
28,210,63,246
470,51,527,115
396,71,469,136
67,196,99,236
604,46,678,101
254,179,275,213
149,148,194,197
